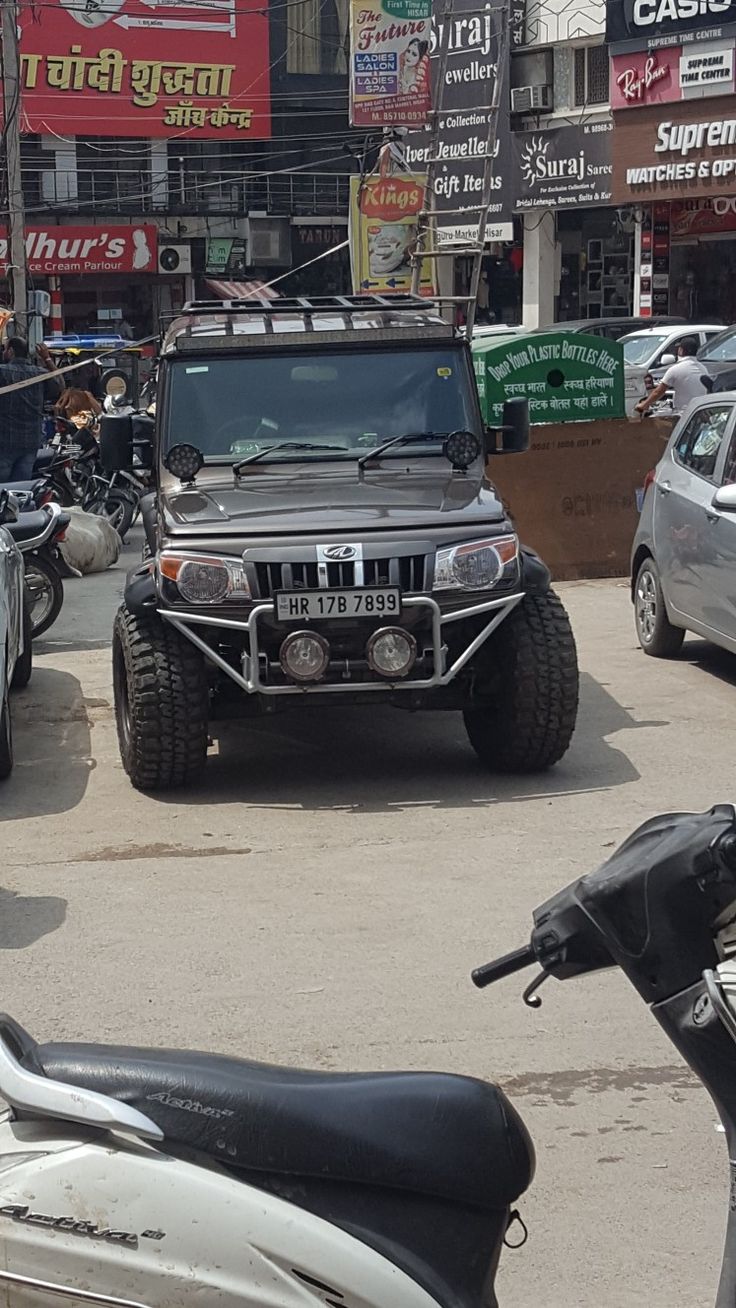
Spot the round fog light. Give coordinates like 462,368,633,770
366,627,417,679
279,630,330,683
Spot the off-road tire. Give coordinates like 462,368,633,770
634,556,684,658
112,604,209,791
11,595,32,689
0,685,13,780
463,591,579,772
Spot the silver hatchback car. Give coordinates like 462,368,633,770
632,395,736,657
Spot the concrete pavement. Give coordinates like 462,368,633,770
3,531,736,1306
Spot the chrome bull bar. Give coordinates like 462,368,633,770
158,592,524,696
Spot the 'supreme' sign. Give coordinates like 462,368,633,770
613,97,736,198
0,225,157,274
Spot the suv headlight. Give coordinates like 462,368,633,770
159,552,251,604
434,535,518,591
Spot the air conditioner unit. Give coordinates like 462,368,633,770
158,243,192,275
511,84,553,114
250,228,282,262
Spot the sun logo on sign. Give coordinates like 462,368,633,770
520,135,548,189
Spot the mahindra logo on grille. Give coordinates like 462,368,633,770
323,545,357,561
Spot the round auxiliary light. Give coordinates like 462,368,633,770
164,443,204,483
444,429,482,471
366,627,417,679
279,630,331,684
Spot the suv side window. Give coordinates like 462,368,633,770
674,404,733,481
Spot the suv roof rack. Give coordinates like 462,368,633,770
180,293,435,316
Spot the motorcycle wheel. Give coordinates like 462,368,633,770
92,489,136,542
23,553,64,639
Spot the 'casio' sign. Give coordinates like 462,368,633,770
608,0,734,40
633,0,729,25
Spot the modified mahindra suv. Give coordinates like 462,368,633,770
101,294,579,791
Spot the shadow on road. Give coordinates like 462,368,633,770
2,669,93,821
0,886,67,948
679,638,736,689
151,672,665,813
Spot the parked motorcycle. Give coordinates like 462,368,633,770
0,499,69,638
0,807,733,1305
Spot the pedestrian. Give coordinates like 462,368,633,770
0,338,62,481
635,337,709,420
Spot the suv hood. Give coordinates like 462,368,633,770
161,466,505,535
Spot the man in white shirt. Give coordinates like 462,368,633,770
635,337,709,418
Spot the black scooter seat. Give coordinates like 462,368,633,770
29,1041,534,1210
3,509,51,543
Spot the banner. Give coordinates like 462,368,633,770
349,0,432,127
514,120,614,210
349,173,435,294
15,0,270,139
403,0,512,245
0,225,157,274
472,332,625,426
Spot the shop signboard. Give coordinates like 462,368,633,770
349,172,436,295
680,40,735,93
613,95,736,200
349,0,432,127
472,332,625,426
671,195,736,232
513,121,614,210
611,48,680,106
0,224,157,275
402,0,513,244
14,0,270,138
606,0,736,46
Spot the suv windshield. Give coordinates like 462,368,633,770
165,347,479,462
623,334,668,366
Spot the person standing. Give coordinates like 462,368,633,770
0,338,61,481
635,337,709,420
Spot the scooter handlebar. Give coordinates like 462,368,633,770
472,945,536,989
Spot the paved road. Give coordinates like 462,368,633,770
4,533,736,1306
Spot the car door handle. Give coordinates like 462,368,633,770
706,509,720,523
657,480,671,495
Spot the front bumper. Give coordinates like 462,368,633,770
158,592,524,697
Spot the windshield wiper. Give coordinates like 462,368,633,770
357,431,447,470
234,442,346,472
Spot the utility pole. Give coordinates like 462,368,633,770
1,0,27,337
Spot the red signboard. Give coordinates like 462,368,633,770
611,49,680,111
671,198,736,237
16,0,270,139
0,225,158,274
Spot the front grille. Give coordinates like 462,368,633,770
251,554,427,599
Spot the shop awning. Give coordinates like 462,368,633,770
205,279,278,301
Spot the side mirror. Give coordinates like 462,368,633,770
131,414,155,469
484,398,530,456
99,414,133,472
0,489,8,524
702,374,715,393
660,353,677,367
712,483,736,512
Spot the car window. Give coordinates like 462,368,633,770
674,404,733,480
700,329,736,362
723,430,736,485
624,334,667,366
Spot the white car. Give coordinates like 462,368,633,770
621,325,723,417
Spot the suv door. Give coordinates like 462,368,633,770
653,401,736,628
697,426,736,649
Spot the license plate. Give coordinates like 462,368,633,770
275,587,400,621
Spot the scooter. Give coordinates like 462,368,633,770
0,499,70,638
0,806,736,1307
